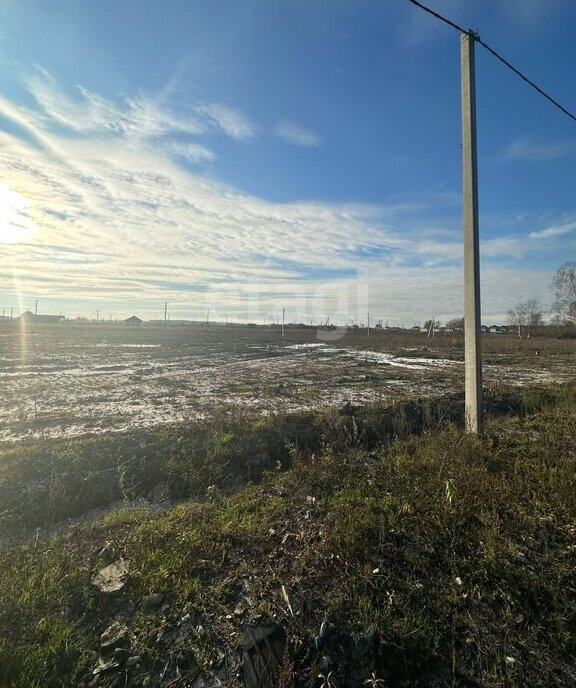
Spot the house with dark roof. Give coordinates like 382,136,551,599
20,311,64,324
123,315,143,326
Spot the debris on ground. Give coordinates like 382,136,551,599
92,559,129,593
242,623,287,688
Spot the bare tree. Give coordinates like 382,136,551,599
550,314,566,326
507,305,524,339
526,300,544,336
552,262,576,324
507,299,543,339
446,317,464,330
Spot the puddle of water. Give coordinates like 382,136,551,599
0,328,572,444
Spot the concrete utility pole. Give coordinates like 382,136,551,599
367,312,370,337
461,32,483,434
164,302,168,326
35,299,38,316
282,308,285,337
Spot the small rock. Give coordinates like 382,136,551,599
92,559,129,594
505,656,516,666
100,621,130,651
92,657,120,675
126,655,141,669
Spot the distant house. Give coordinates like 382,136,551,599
489,325,506,333
20,311,64,324
123,315,143,327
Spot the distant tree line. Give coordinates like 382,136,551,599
504,262,576,339
427,263,575,340
507,299,543,339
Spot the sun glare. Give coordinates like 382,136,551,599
0,183,36,244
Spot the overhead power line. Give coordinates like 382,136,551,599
474,39,576,125
405,0,576,125
406,0,470,35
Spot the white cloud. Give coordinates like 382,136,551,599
28,76,204,139
27,72,255,146
197,103,255,140
164,141,215,163
0,77,572,322
528,222,576,240
504,136,576,162
479,219,576,260
274,120,320,147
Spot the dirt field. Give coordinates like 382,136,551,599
0,322,574,444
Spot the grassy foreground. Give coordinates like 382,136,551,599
1,385,576,687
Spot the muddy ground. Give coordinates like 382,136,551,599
0,323,574,444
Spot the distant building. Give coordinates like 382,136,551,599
20,311,64,324
123,315,143,326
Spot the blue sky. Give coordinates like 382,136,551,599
0,0,575,324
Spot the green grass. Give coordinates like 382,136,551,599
0,385,572,536
0,384,575,686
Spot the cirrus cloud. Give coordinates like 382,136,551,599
504,135,576,162
0,73,573,323
274,120,320,147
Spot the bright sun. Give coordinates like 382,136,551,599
0,183,36,244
